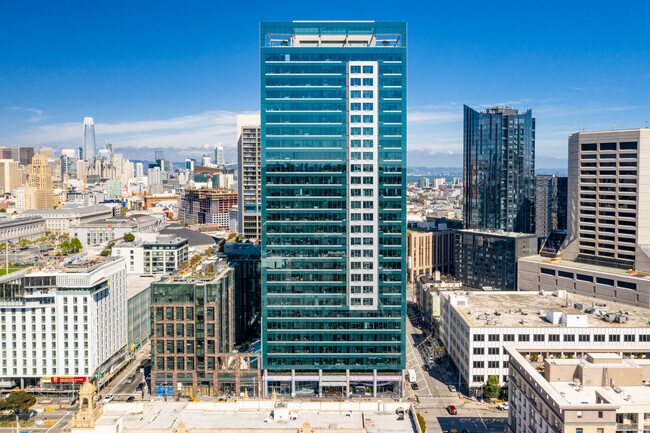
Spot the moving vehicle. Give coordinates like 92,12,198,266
126,396,135,402
101,393,114,404
447,405,457,415
125,375,135,384
497,402,509,411
448,384,456,392
407,369,416,383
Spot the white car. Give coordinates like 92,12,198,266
497,402,509,411
101,393,114,404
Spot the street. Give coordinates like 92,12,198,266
405,284,507,433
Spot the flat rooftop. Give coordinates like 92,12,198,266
101,401,416,432
521,255,650,279
509,349,650,410
445,290,650,328
126,276,155,298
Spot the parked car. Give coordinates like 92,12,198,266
411,383,418,390
447,405,457,415
462,429,470,433
448,385,456,392
497,402,509,411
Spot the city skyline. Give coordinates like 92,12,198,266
2,2,650,166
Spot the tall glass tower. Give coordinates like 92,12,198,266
83,117,96,162
261,21,407,397
463,105,535,233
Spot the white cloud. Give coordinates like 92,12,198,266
8,106,44,122
0,110,258,161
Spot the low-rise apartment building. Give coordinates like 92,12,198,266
507,348,650,433
112,235,189,275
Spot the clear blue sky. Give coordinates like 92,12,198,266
1,0,649,167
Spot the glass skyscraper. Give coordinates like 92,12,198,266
463,105,535,233
83,117,96,162
260,21,407,397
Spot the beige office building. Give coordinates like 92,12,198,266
27,153,54,209
0,159,22,194
520,129,650,308
507,348,650,433
407,229,455,282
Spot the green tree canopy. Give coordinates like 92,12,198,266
123,233,135,242
483,375,501,399
100,250,109,257
0,391,36,413
70,238,82,252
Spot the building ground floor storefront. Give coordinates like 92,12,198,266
263,369,406,398
151,353,262,398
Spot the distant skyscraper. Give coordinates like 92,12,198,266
201,155,211,167
261,21,407,397
154,150,164,162
185,158,195,171
236,114,261,240
83,117,96,162
135,163,144,178
535,175,567,238
27,154,54,209
463,105,535,233
19,147,34,166
214,146,225,168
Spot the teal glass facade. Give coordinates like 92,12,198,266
463,105,535,234
260,22,407,385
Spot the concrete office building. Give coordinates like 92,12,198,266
261,21,407,397
13,187,37,211
507,349,650,433
236,115,261,240
407,229,455,282
0,159,22,194
463,106,535,234
439,290,650,396
0,257,127,387
456,229,537,290
535,174,568,239
24,205,114,234
418,177,430,189
519,129,650,308
0,216,46,244
415,272,462,330
112,235,189,275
